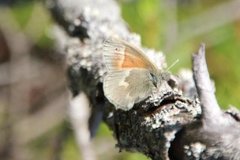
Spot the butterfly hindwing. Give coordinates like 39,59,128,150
103,69,154,110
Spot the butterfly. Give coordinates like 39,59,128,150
103,38,172,111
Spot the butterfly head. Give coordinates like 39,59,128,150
148,70,170,89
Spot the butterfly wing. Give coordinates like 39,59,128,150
104,69,154,110
103,38,157,71
103,39,158,110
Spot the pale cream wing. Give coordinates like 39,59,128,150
103,69,154,110
103,39,157,72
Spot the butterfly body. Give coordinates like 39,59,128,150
103,39,169,111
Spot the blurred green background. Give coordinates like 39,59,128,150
0,0,239,160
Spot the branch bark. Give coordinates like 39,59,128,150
169,44,240,160
46,0,240,159
192,44,222,124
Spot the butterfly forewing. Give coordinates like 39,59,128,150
103,39,157,71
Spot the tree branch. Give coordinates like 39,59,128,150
46,0,240,159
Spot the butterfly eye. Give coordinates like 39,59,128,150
149,73,158,87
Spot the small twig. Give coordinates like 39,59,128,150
192,44,223,124
69,92,97,160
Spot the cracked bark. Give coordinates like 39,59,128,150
46,0,240,159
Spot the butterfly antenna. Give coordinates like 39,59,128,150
167,59,179,71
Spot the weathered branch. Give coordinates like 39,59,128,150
169,45,240,160
69,92,96,160
192,44,222,124
46,0,240,159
